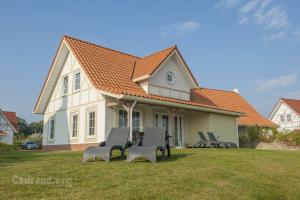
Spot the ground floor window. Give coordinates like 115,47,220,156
49,117,55,140
118,110,140,131
87,110,95,136
71,113,78,138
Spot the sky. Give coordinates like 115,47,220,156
0,0,299,122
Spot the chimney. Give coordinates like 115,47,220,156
233,88,239,94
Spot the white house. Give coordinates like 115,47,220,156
0,109,18,145
269,98,300,131
34,35,274,151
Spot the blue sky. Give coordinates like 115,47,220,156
0,0,299,122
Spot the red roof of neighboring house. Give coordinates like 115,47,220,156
281,98,300,116
191,88,276,127
2,111,19,130
35,35,273,127
0,130,6,136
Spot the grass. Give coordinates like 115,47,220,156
1,149,300,200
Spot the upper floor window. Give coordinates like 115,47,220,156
49,117,55,140
63,76,68,95
166,71,175,85
71,113,78,138
286,114,292,122
280,115,285,123
74,72,81,91
88,110,95,137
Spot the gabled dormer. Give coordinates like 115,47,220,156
132,46,199,101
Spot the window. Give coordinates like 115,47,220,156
71,113,78,138
287,114,292,122
88,110,95,136
166,71,175,85
132,111,140,132
63,76,68,95
49,118,55,140
119,110,128,128
118,110,140,131
74,72,81,91
280,115,285,123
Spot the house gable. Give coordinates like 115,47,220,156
34,38,103,114
269,100,300,130
137,50,198,101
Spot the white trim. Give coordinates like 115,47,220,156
132,75,151,82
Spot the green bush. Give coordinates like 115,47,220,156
0,143,18,151
275,130,300,146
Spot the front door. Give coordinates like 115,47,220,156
174,115,184,147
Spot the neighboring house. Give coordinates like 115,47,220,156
269,98,300,131
34,35,274,151
0,109,19,144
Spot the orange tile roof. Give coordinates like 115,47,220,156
281,98,300,116
191,88,276,127
64,36,239,114
3,111,19,130
132,46,176,80
37,35,274,127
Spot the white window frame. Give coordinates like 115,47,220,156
70,112,79,139
62,75,69,96
286,114,292,122
74,71,81,92
48,116,55,141
86,108,96,138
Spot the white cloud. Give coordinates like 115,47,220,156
216,0,290,39
161,21,200,36
240,0,261,13
268,31,286,40
253,74,297,93
254,5,289,29
215,0,241,9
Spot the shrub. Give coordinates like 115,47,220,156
0,142,18,151
275,130,300,146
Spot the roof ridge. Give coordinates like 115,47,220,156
281,98,300,101
63,35,141,59
139,45,177,60
196,87,238,94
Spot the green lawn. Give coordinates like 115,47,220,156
0,149,300,200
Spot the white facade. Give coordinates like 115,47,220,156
269,101,300,131
0,113,15,145
43,51,107,146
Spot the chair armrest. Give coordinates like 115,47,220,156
124,141,132,149
99,141,106,147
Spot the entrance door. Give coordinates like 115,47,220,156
174,115,184,147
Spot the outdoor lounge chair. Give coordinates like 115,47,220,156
207,132,226,148
82,127,130,162
127,127,166,163
193,132,213,148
